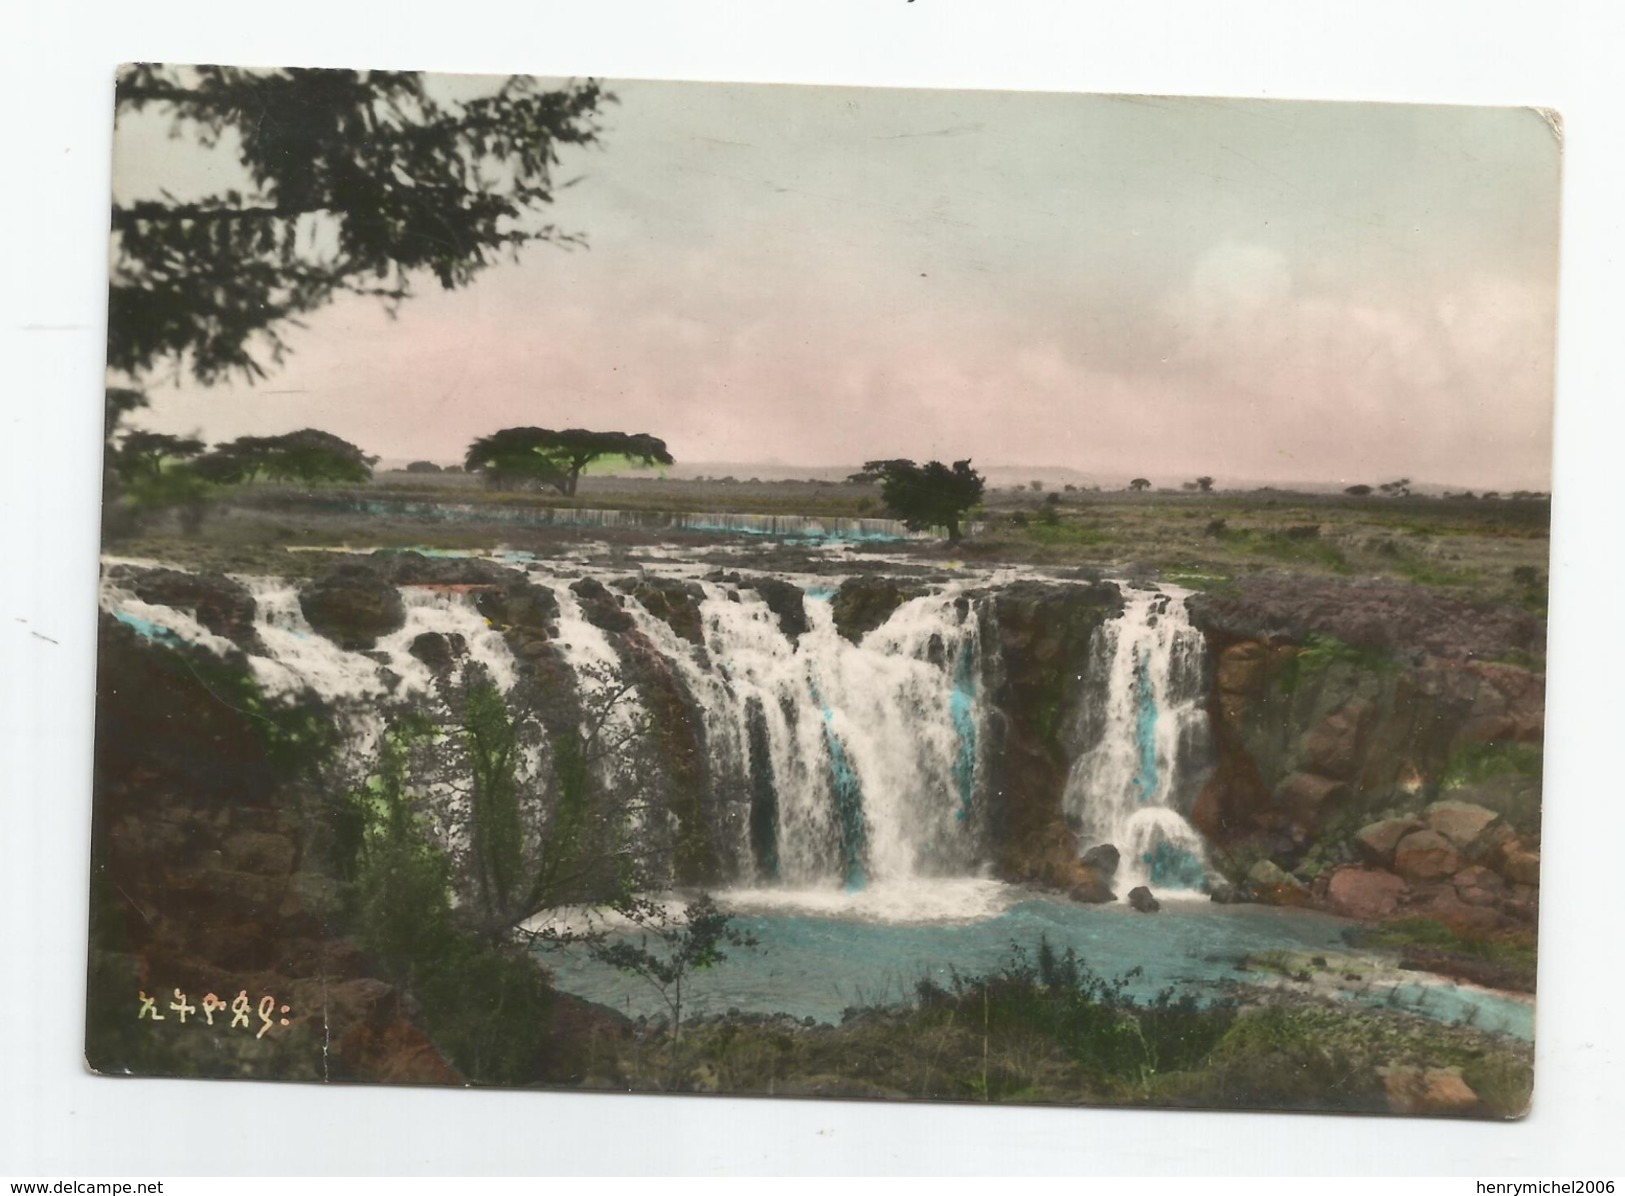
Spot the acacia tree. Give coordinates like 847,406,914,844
850,458,985,543
1194,476,1215,493
1128,477,1152,492
109,66,609,386
110,430,205,482
191,429,374,484
465,427,674,495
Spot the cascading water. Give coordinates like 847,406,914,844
621,578,988,890
106,557,1218,900
1063,585,1215,893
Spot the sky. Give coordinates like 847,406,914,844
114,77,1562,490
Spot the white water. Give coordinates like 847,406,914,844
1063,585,1215,893
619,578,986,887
105,557,1220,899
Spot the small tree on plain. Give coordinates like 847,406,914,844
588,894,757,1045
848,458,986,543
1195,476,1215,493
1128,478,1152,492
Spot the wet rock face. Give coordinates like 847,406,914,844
569,577,635,633
976,582,1122,889
1127,886,1161,913
115,566,263,653
830,577,925,643
746,577,811,642
409,631,467,673
1081,843,1120,878
613,576,706,646
299,564,406,649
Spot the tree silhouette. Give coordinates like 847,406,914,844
465,427,674,495
110,430,205,482
109,66,609,385
850,458,985,542
193,429,374,484
1128,477,1152,492
1195,476,1215,493
1344,484,1373,497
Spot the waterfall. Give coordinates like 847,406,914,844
618,579,987,888
104,557,1226,900
321,497,980,542
1063,585,1215,893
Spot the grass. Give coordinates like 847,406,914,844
568,938,1532,1114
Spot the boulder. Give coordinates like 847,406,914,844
1501,846,1541,887
299,565,406,649
830,578,925,643
1379,1067,1480,1116
1247,858,1293,888
1273,772,1349,826
1127,886,1161,913
1081,843,1121,878
1327,867,1408,921
1452,865,1505,907
1354,818,1424,867
408,631,467,673
1208,881,1249,905
1424,801,1500,854
746,577,812,642
119,567,263,652
1067,876,1116,904
614,576,706,646
1393,830,1462,882
569,578,635,633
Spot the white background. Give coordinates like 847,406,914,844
2,0,1622,1177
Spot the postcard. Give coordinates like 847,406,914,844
90,66,1556,1117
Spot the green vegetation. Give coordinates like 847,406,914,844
569,939,1530,1113
850,458,987,542
110,66,607,384
341,717,558,1085
464,428,675,495
1442,741,1544,791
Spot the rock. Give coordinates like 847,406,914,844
221,831,297,876
1452,864,1505,907
1410,888,1506,938
1127,886,1161,913
1501,846,1541,887
1303,702,1373,780
614,577,706,646
1208,881,1249,905
1215,641,1268,696
745,577,811,642
1247,858,1293,888
1393,829,1462,882
1067,872,1117,903
408,631,467,672
299,564,406,649
1327,867,1408,921
830,577,925,643
1081,843,1121,877
1379,1066,1480,1116
1425,801,1501,854
569,578,635,633
1354,818,1424,867
119,567,263,652
1273,771,1349,826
